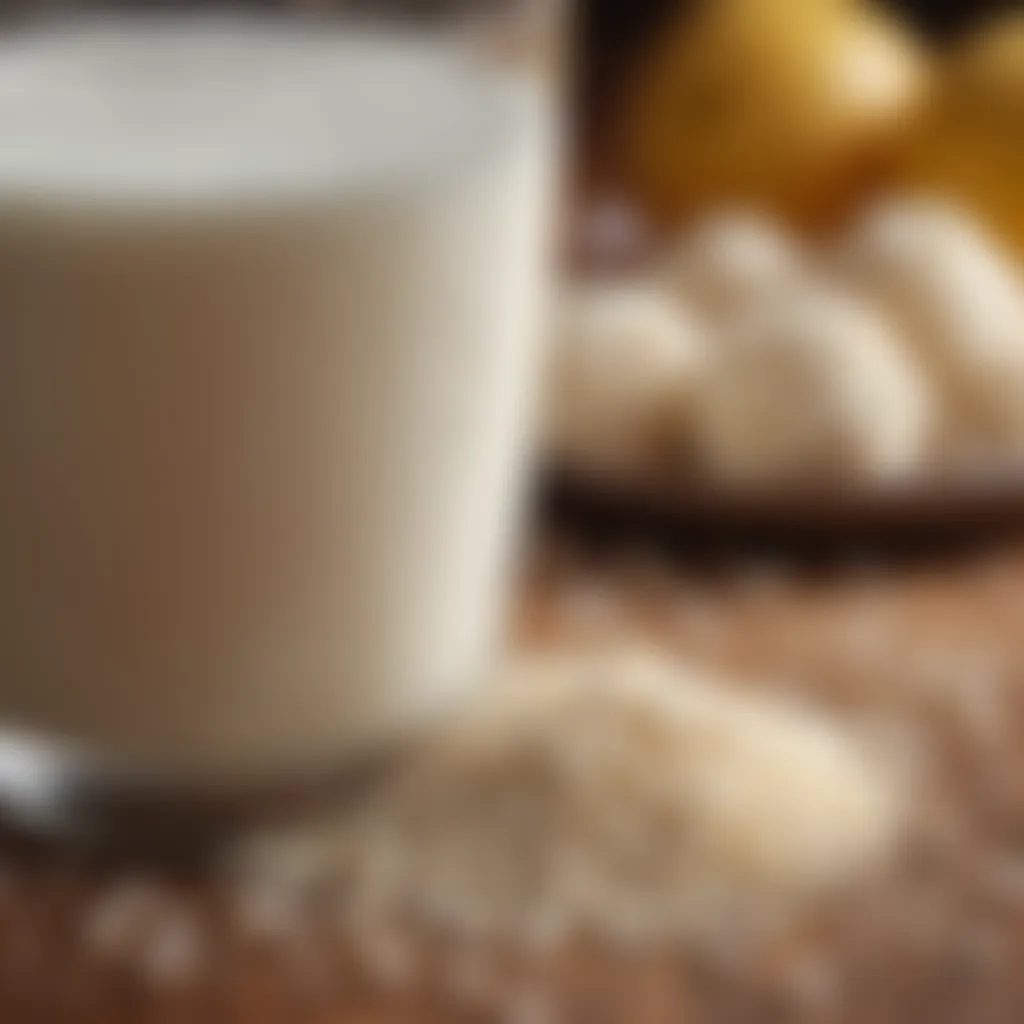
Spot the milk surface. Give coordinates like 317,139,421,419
0,19,552,781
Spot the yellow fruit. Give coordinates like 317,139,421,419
902,14,1024,254
616,0,929,229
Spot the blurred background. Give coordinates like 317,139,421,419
582,0,1024,112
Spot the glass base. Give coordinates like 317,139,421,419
0,727,406,860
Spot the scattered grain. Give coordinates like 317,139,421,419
81,878,168,959
136,910,204,990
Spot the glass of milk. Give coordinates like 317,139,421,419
0,7,558,836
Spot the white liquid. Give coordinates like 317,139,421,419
0,20,552,782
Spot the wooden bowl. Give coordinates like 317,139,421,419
540,455,1024,550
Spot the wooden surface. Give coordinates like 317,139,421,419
3,536,1024,1022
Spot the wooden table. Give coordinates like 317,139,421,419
3,536,1024,1023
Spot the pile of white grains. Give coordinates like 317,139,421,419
227,651,903,947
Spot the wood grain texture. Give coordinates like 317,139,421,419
3,536,1024,1022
